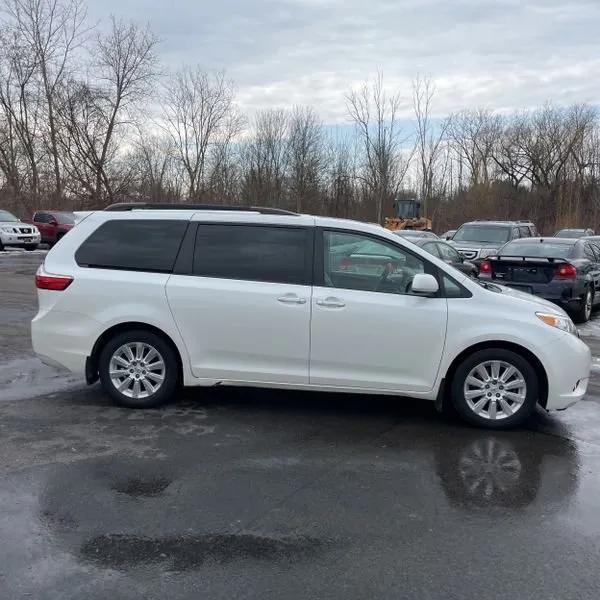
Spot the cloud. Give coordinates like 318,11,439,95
88,0,600,122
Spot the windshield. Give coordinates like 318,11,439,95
55,212,74,224
555,229,584,238
452,225,510,244
0,210,18,222
499,241,574,259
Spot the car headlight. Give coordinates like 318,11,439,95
1,226,16,233
536,312,578,335
478,248,497,259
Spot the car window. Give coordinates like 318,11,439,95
323,231,426,295
34,213,50,223
422,242,440,257
437,242,460,262
75,220,188,273
529,225,538,236
584,243,598,261
193,224,309,285
512,228,520,239
452,225,510,244
518,226,530,237
442,274,466,298
0,210,18,222
499,240,575,259
591,242,600,260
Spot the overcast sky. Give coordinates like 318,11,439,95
90,0,600,122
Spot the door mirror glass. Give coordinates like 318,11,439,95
411,273,439,296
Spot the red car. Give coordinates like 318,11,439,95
26,211,75,245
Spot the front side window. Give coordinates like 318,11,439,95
193,224,309,285
75,220,188,272
518,226,530,237
323,231,426,294
422,241,441,257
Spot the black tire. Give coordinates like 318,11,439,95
571,287,592,324
451,348,539,429
24,244,38,251
98,329,179,408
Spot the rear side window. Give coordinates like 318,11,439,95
584,243,598,261
193,224,309,285
518,226,530,237
76,220,188,273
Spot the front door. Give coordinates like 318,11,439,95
309,230,447,392
166,223,313,384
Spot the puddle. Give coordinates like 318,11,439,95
80,532,330,570
112,477,171,497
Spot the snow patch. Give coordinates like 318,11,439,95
0,357,82,402
0,249,47,256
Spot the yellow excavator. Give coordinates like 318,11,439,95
384,199,432,232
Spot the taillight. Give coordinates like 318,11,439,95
35,265,73,291
554,263,577,280
479,260,492,277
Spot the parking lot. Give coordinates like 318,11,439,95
2,250,600,599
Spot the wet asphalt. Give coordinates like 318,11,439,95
1,251,600,599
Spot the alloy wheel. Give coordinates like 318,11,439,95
109,342,166,399
463,360,527,420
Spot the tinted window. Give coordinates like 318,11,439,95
452,225,510,244
76,220,188,272
34,212,50,223
529,225,538,236
499,240,575,259
193,224,309,285
324,231,425,295
511,228,520,239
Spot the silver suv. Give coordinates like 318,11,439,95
450,220,537,265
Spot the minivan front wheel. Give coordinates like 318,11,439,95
451,348,538,429
99,330,179,408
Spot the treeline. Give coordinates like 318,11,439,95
1,0,599,234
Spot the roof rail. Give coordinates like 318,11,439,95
104,202,299,216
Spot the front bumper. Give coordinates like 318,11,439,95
0,232,40,246
544,332,591,411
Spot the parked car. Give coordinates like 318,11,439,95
24,211,75,245
478,237,600,323
554,228,595,239
441,229,456,240
451,220,538,265
394,230,438,239
0,210,40,251
31,203,590,429
410,237,478,277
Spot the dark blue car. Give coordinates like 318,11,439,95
478,237,600,323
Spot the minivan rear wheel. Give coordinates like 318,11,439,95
99,329,179,408
451,348,538,429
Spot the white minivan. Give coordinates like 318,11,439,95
31,204,591,429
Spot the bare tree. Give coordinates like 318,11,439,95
412,75,448,216
286,106,324,212
346,73,410,223
5,0,89,200
241,108,289,206
162,67,240,200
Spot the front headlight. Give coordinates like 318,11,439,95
479,248,497,259
536,312,578,335
1,226,16,233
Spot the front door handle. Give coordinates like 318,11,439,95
277,294,307,305
316,297,345,308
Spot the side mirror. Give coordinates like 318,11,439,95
411,273,439,296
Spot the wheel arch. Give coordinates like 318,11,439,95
86,321,184,385
440,340,549,410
